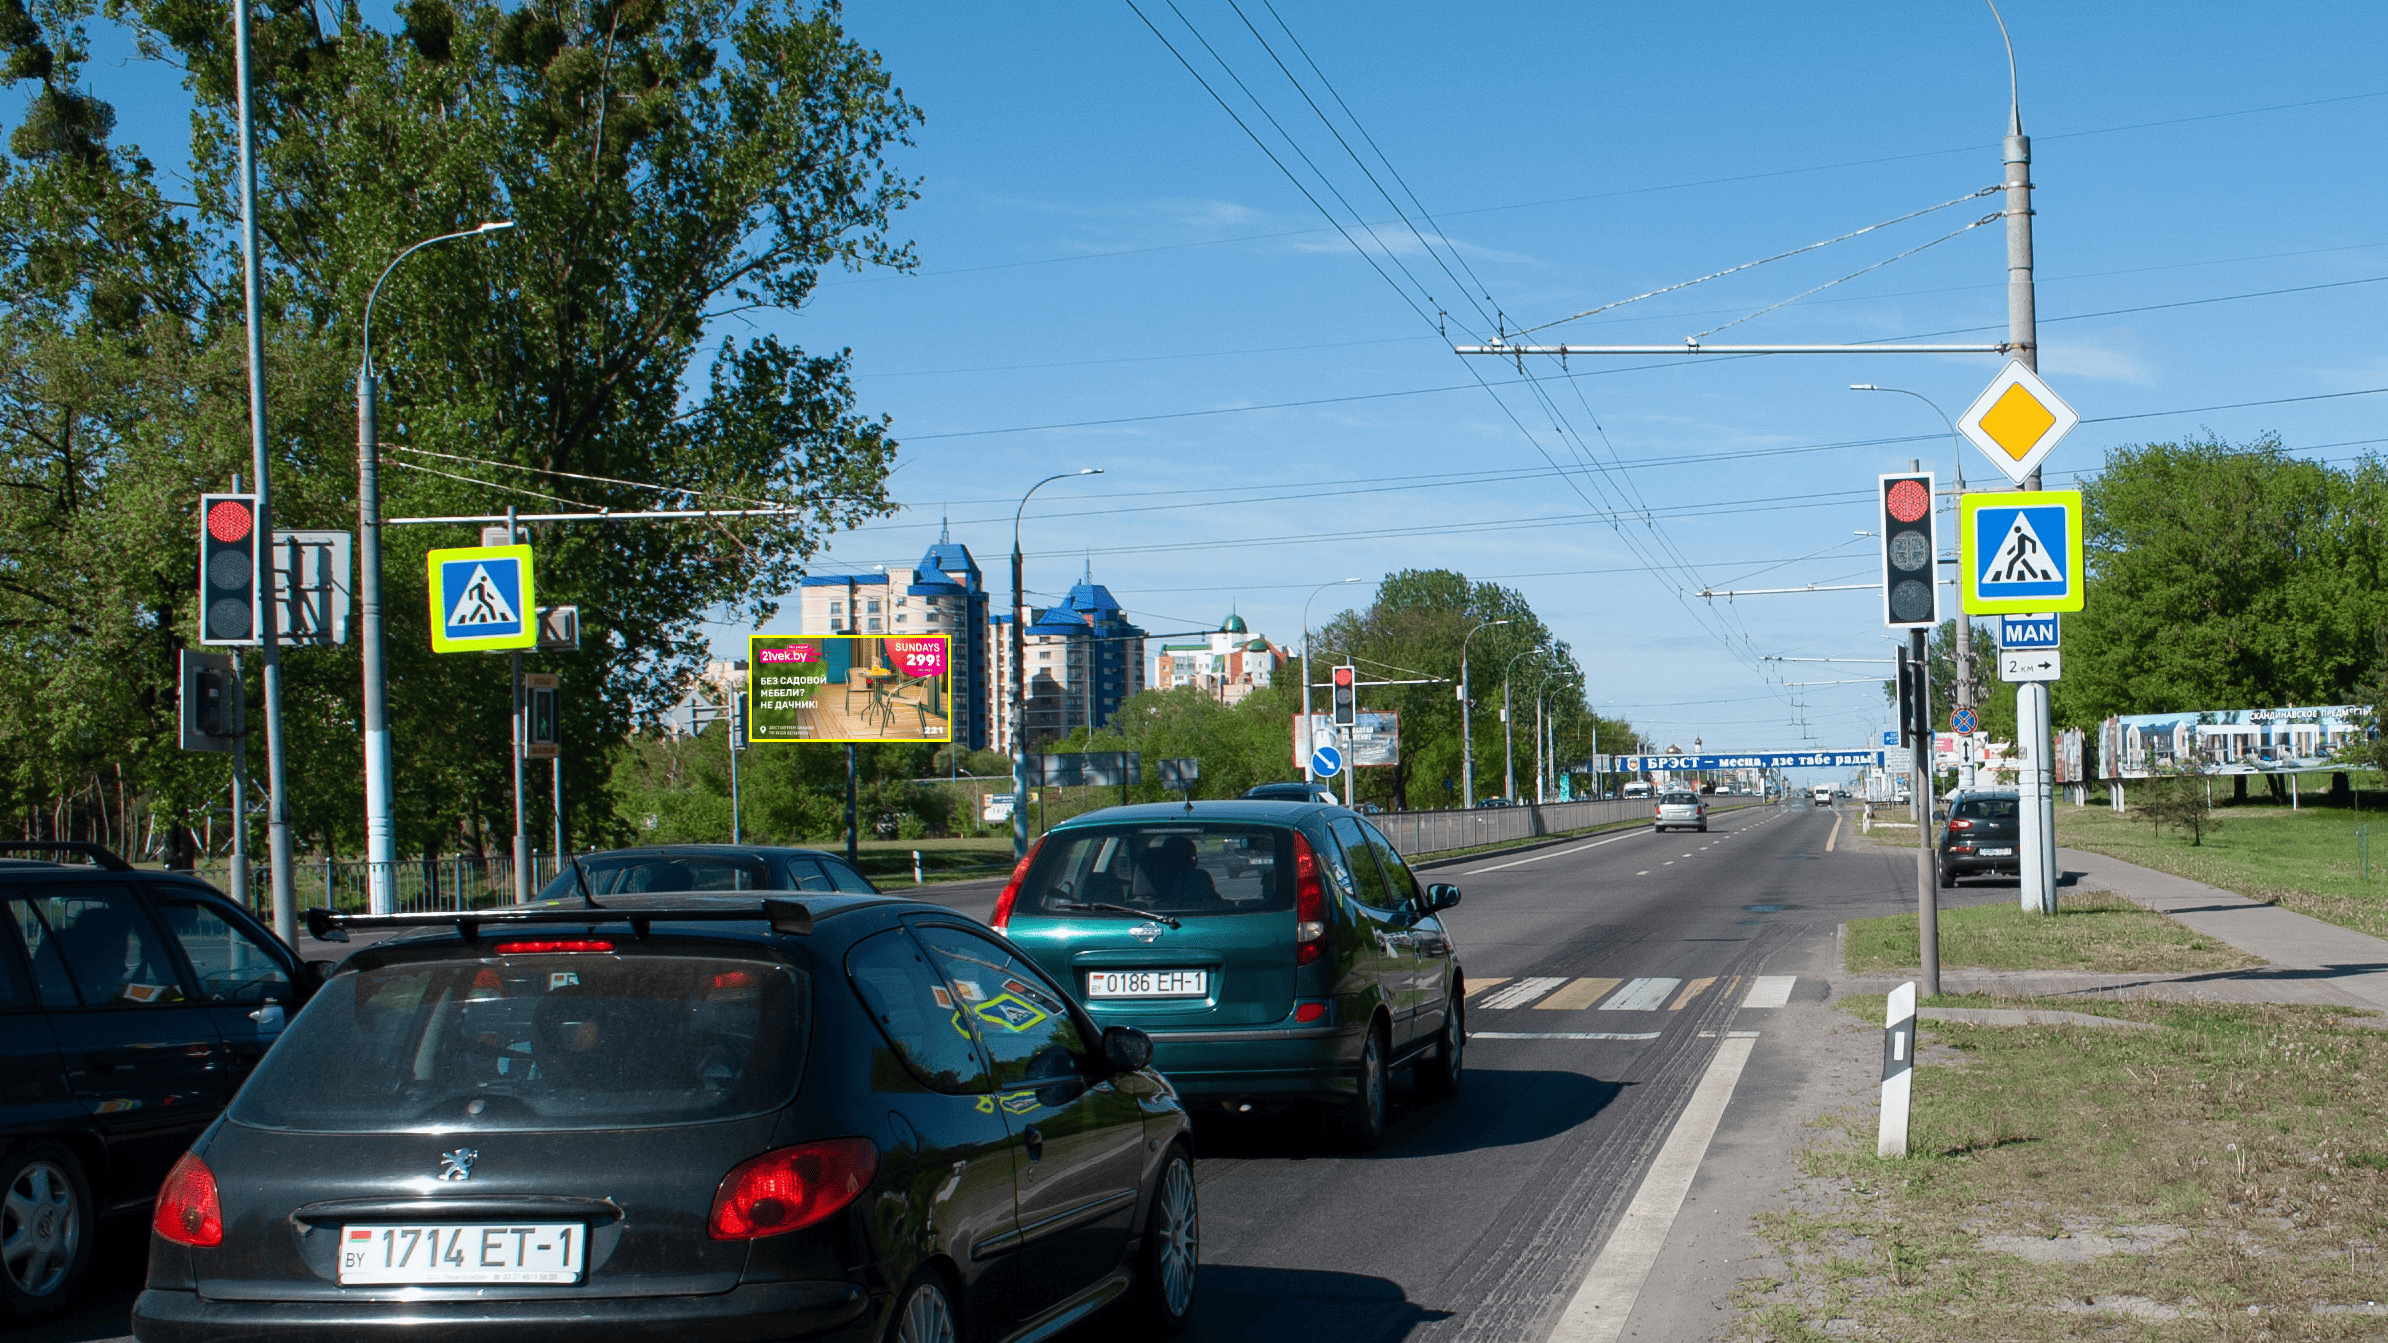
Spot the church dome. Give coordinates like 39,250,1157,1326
1221,612,1248,633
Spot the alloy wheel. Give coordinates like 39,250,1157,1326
3,1158,81,1298
1154,1156,1199,1316
891,1279,956,1343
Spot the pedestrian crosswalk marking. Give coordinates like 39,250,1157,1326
1669,977,1719,1010
1468,977,1509,997
1535,977,1620,1011
1479,976,1567,1011
1741,975,1798,1008
1599,978,1680,1012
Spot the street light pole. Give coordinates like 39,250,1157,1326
1299,578,1360,784
1458,618,1510,809
1011,469,1102,859
357,220,515,914
1500,644,1541,804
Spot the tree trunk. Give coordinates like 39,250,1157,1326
2232,775,2247,805
2265,773,2288,803
2330,772,2352,805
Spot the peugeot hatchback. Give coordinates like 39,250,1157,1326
131,893,1197,1343
992,802,1464,1150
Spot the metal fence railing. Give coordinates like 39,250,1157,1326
1376,795,1768,859
189,855,571,919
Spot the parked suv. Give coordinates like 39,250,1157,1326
992,801,1463,1150
132,893,1197,1342
0,842,313,1317
1939,790,2023,885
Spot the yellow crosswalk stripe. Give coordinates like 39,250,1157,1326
1669,977,1717,1010
1535,977,1621,1011
1468,977,1510,999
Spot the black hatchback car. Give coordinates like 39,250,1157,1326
1,842,313,1318
130,893,1197,1343
531,845,883,900
1938,790,2023,885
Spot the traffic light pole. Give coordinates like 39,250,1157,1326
230,0,295,945
1910,629,1941,999
229,649,249,907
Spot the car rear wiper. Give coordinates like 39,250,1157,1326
1051,900,1181,929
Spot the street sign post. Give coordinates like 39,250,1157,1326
1960,491,2085,614
269,530,351,646
426,544,537,652
1957,359,2079,486
536,605,581,652
1998,613,2060,649
1999,649,2063,682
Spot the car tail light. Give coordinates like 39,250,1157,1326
1946,819,1973,831
708,1139,878,1240
990,837,1044,931
493,939,614,954
1294,1001,1326,1023
154,1152,223,1247
1290,831,1328,966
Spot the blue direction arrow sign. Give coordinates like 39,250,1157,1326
1310,744,1344,778
1615,751,1884,771
1960,491,2084,614
427,545,536,652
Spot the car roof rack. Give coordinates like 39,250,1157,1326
303,899,815,944
0,841,134,872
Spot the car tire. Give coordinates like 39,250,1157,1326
1122,1147,1198,1334
0,1141,94,1317
884,1268,959,1343
1938,867,1957,889
1329,1025,1389,1151
1413,994,1464,1101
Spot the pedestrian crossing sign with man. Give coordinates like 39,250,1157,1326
426,543,538,651
1959,490,2084,615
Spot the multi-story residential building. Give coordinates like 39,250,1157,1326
1153,612,1287,707
987,568,1147,752
793,525,991,749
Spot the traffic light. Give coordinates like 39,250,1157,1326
525,674,560,760
1331,664,1356,727
198,493,261,645
1894,647,1929,748
1879,471,1937,629
178,649,242,753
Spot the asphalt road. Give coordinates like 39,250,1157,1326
32,799,1958,1343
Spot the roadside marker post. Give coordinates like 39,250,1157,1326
1878,981,1917,1158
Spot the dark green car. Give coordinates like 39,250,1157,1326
991,801,1463,1148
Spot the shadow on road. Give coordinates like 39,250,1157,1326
10,1214,144,1343
1188,1067,1625,1160
1182,1265,1452,1340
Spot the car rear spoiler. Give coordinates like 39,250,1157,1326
0,840,134,872
303,900,815,944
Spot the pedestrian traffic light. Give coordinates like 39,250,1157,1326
197,493,261,645
178,648,242,753
1879,472,1937,629
524,673,560,760
1331,664,1356,727
1894,647,1929,748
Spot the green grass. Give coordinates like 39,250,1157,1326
1734,994,2388,1341
1844,889,2263,975
2057,793,2388,941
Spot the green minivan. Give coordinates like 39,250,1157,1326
991,800,1463,1148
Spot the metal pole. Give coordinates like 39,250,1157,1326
1995,3,2039,483
1300,578,1359,786
845,744,859,864
508,508,528,903
230,0,294,945
229,649,249,911
1502,678,1514,804
727,705,742,844
1009,470,1100,857
1911,629,1940,997
550,757,564,860
1457,618,1508,810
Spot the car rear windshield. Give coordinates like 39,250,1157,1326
1019,825,1292,919
1955,798,2020,819
229,952,806,1133
534,856,772,900
1660,793,1699,804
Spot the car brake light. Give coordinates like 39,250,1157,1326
493,940,614,954
990,837,1044,931
154,1152,223,1247
1947,819,1973,831
1294,1001,1326,1023
1290,832,1328,966
708,1139,878,1240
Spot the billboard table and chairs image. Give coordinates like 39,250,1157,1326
747,634,952,743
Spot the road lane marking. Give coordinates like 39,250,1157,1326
1635,871,1650,876
1598,977,1680,1012
1662,861,1674,865
1826,810,1843,851
1468,977,1510,998
1473,1031,1661,1041
1548,1032,1761,1343
1459,826,1650,874
1480,976,1568,1010
1667,976,1718,1010
1535,977,1621,1011
1740,975,1797,1008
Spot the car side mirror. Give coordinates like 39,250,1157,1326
1101,1025,1154,1074
1425,883,1461,912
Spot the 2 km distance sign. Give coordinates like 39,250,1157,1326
747,634,951,744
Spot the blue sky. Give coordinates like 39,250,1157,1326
54,1,2388,758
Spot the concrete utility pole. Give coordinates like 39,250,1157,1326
1011,470,1100,858
1500,645,1540,803
1908,634,1941,998
1458,618,1509,809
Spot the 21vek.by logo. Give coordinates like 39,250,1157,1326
758,644,819,664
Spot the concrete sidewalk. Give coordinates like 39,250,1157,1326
1846,847,2388,1018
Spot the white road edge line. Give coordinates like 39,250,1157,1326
1546,1032,1761,1343
1460,826,1648,875
1473,1031,1662,1041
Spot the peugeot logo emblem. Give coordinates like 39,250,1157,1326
1130,922,1167,943
438,1149,479,1182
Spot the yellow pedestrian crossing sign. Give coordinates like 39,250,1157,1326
427,544,537,652
1957,360,2078,486
1959,491,2084,614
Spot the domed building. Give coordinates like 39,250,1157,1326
1154,610,1288,707
988,562,1149,750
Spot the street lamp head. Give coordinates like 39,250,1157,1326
1077,467,1103,476
476,220,516,233
1850,383,1876,391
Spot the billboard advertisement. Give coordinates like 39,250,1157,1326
2095,705,2364,779
1292,712,1400,768
747,634,950,744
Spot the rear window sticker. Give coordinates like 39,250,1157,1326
973,994,1049,1033
122,982,170,1004
549,971,579,990
950,978,987,1003
999,1090,1041,1115
948,1009,974,1040
973,1095,997,1113
930,985,953,1009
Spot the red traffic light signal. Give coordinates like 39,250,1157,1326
1330,664,1356,726
1878,472,1936,629
198,493,261,646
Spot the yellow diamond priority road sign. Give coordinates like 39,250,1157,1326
1956,359,2078,486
